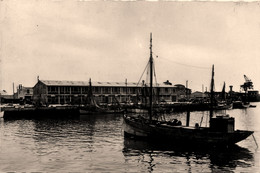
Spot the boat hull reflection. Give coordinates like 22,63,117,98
123,137,254,170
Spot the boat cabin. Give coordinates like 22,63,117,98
210,115,234,133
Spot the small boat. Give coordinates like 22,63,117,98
79,106,125,115
242,102,250,108
233,101,250,109
213,102,233,110
123,33,253,146
212,82,233,110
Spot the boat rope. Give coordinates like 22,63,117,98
159,57,211,70
153,62,158,85
205,112,208,127
252,133,258,148
246,125,258,149
200,112,204,127
136,58,158,88
136,61,150,87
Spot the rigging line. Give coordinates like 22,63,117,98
200,113,204,127
153,61,158,86
136,60,150,87
205,111,208,127
146,63,149,85
159,57,211,70
252,134,258,148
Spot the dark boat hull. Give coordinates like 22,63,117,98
3,106,80,120
79,108,124,115
123,115,253,146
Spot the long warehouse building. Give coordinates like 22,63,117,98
33,80,190,105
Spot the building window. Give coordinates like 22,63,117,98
48,86,51,92
104,87,108,94
60,87,64,93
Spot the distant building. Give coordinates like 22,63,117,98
15,84,33,103
248,90,260,102
33,80,190,105
0,90,9,96
0,90,16,103
190,91,208,100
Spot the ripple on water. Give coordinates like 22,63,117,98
0,108,260,172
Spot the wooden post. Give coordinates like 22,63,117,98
69,87,72,103
58,87,60,104
80,87,82,104
186,110,190,126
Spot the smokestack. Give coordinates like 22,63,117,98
13,82,15,99
229,85,233,92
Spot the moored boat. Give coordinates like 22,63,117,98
3,105,80,120
213,102,233,110
123,33,253,146
123,114,252,145
233,101,250,109
79,79,124,115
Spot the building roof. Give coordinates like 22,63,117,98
39,80,179,88
40,80,89,86
174,84,185,87
22,87,33,89
0,90,9,95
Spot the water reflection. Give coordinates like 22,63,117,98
1,107,259,172
0,114,124,172
123,137,254,172
31,114,122,155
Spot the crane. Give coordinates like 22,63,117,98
240,75,253,92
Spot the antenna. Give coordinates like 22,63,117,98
149,33,153,122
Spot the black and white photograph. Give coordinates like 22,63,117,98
0,0,260,172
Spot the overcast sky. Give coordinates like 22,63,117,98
1,1,260,94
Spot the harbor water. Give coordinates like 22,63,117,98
0,103,260,172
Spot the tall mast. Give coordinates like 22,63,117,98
125,78,128,103
210,65,214,119
149,33,153,121
88,78,93,105
222,82,226,101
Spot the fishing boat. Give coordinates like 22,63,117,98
79,79,124,115
233,101,250,109
242,102,250,108
210,82,233,110
123,33,253,146
213,102,233,110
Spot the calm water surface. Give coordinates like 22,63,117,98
1,103,260,172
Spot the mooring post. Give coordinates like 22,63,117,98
186,110,190,127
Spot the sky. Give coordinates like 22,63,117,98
1,1,260,94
